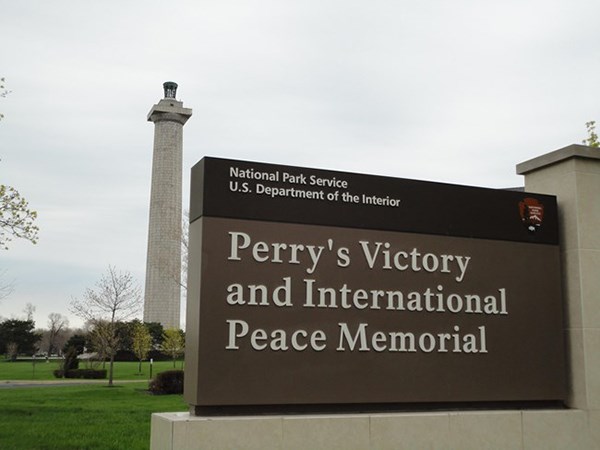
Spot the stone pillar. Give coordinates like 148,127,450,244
143,82,192,329
517,144,600,443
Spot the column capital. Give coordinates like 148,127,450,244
147,98,192,125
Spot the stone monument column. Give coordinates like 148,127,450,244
143,82,192,329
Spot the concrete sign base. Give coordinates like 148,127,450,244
150,409,593,450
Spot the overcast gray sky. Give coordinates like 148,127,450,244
1,0,599,329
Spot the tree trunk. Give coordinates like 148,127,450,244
108,354,115,386
138,359,142,374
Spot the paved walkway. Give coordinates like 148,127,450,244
0,379,146,388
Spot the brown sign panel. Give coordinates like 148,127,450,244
190,157,559,244
185,158,566,412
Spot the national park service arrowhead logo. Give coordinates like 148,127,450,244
519,197,544,232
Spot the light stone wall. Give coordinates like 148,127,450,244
143,99,191,329
517,144,600,449
151,145,600,449
150,409,593,450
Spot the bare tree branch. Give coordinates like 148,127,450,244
69,265,142,386
0,269,14,301
70,266,141,323
46,312,69,355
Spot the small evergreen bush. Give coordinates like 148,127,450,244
53,347,80,378
148,370,184,395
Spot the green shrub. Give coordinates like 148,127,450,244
64,347,79,370
53,347,80,378
149,370,184,395
64,369,107,379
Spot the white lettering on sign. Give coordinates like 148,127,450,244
336,323,487,354
359,241,471,282
222,230,509,354
228,164,401,208
225,319,327,352
228,232,346,274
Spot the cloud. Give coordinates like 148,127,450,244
1,0,599,327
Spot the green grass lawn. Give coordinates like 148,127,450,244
0,359,183,381
0,383,187,450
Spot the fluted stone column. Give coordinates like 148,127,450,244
143,82,192,329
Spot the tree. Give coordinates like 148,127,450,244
87,320,119,373
63,333,86,355
0,183,39,250
60,347,79,375
145,322,164,349
54,347,79,378
1,77,39,250
6,342,18,361
114,320,135,353
131,321,152,373
181,210,189,290
165,210,189,288
0,76,10,121
176,211,190,329
23,302,36,321
0,319,40,356
583,121,599,148
161,328,185,368
45,313,69,355
0,269,14,302
69,266,142,386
